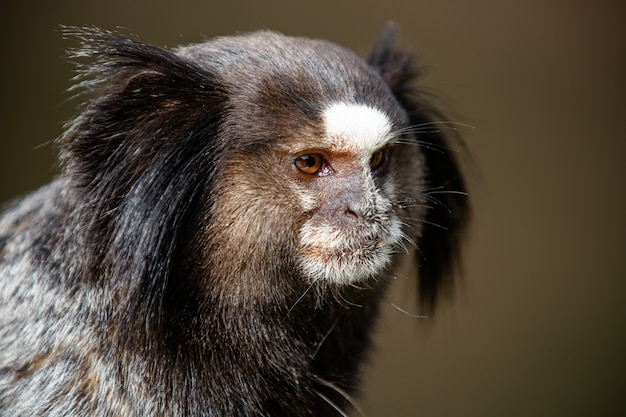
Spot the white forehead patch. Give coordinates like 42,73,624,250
322,103,393,153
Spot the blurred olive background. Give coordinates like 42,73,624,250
1,1,624,416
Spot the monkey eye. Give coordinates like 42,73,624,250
295,153,325,175
370,149,386,170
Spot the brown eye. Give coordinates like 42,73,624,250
295,153,324,175
370,150,386,170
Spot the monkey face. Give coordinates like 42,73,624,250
292,103,406,285
208,99,426,293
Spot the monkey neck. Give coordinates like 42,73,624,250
147,269,389,413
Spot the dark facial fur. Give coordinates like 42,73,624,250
0,26,469,416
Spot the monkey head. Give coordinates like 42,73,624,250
60,27,468,333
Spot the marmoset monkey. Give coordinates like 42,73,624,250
0,26,469,416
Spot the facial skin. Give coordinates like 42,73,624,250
294,103,407,285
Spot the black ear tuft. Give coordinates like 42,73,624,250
367,23,423,98
58,27,227,344
60,26,226,184
368,24,471,314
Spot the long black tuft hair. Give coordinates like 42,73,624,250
60,27,229,343
368,25,470,313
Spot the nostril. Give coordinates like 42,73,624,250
345,208,358,220
345,203,363,221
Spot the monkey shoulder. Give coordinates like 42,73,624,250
0,179,122,416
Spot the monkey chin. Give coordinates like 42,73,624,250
296,213,404,285
297,228,401,285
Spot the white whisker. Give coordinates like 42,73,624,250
313,375,365,417
312,316,343,358
285,279,318,318
390,303,429,319
315,390,351,417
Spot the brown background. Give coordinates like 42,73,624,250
1,1,624,416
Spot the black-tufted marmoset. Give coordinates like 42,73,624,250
0,26,469,416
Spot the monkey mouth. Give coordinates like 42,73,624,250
304,238,387,258
297,216,404,285
298,236,396,285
